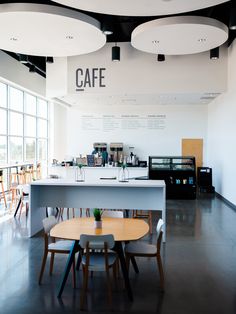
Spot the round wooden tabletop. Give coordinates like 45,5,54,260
50,217,149,242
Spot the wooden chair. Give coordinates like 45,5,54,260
0,170,7,208
79,234,118,309
132,210,153,234
38,216,77,287
57,207,75,220
125,218,165,291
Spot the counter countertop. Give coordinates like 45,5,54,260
31,178,165,188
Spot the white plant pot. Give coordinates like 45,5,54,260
94,220,102,229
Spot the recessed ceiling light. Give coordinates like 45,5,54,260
152,40,159,44
66,35,74,39
10,37,17,41
198,38,206,42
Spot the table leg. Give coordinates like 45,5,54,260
114,241,133,301
57,240,79,298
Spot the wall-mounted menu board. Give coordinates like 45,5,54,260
81,114,166,132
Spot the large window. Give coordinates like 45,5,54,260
0,81,49,166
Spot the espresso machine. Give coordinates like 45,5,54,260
93,142,108,166
109,143,123,166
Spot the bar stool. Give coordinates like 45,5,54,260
0,170,7,208
132,210,153,234
33,163,41,180
25,164,34,183
9,167,26,210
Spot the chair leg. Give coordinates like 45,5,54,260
38,251,48,284
25,202,29,217
67,208,69,220
131,256,139,274
105,266,112,306
157,254,164,291
149,211,153,234
72,256,76,289
80,265,89,310
76,250,82,271
125,255,131,273
72,208,75,218
49,252,55,275
18,201,24,220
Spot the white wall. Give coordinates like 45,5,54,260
0,51,45,96
51,103,68,161
207,40,236,205
67,43,227,95
65,104,207,161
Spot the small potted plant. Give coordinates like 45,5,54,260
93,208,103,228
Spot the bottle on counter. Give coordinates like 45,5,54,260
118,164,129,182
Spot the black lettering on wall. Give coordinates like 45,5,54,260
76,68,84,91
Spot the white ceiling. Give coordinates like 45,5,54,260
51,0,229,17
0,3,106,57
58,92,221,108
131,16,228,55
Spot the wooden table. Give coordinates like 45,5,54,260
30,178,166,240
50,217,149,301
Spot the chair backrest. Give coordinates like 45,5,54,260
102,210,124,218
156,219,164,251
42,216,57,234
80,234,115,250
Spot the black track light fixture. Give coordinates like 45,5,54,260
46,57,54,63
102,23,113,35
229,5,236,30
157,54,165,62
19,54,28,64
210,47,219,60
29,64,36,73
112,43,120,61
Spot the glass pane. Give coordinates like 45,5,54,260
9,112,23,136
9,87,23,111
0,109,7,134
37,119,48,138
25,93,37,115
25,115,36,137
38,139,47,161
37,99,48,118
0,82,7,108
9,136,23,162
25,138,36,161
0,136,7,163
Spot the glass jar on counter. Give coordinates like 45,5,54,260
118,164,129,182
75,164,85,182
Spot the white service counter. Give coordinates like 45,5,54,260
49,165,148,181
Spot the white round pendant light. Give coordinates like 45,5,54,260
131,16,228,55
0,3,106,57
51,0,229,17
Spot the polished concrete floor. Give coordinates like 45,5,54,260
0,193,236,313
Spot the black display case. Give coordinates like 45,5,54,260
148,156,196,199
